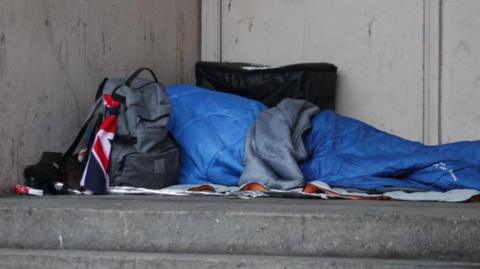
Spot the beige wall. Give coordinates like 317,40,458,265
213,0,480,144
0,0,200,193
220,0,425,142
441,0,480,143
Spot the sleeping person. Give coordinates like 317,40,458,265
167,84,480,193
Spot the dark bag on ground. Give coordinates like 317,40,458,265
23,152,76,193
195,62,337,110
24,68,179,193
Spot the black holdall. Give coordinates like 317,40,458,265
195,62,337,110
23,152,76,194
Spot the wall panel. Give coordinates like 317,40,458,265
221,0,425,141
441,0,480,143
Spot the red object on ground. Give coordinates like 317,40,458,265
15,184,43,196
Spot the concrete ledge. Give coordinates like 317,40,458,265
1,195,479,262
1,249,479,269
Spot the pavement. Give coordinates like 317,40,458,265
0,194,479,268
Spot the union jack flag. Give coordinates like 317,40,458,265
80,94,120,194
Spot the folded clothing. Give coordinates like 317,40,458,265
240,98,319,189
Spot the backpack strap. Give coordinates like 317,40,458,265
112,68,159,103
125,67,158,86
95,78,109,101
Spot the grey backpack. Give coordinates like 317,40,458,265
61,68,179,192
103,68,179,189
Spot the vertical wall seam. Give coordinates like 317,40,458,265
423,0,441,145
438,0,443,144
198,0,202,62
219,0,223,62
422,0,426,143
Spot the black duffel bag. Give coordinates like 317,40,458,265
196,62,337,110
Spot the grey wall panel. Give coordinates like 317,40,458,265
441,0,480,143
221,0,425,142
0,0,200,192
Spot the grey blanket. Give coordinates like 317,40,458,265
240,99,320,189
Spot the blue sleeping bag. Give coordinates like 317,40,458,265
167,84,266,186
301,111,480,192
167,84,480,191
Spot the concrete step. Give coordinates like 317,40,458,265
0,195,479,262
1,249,479,269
